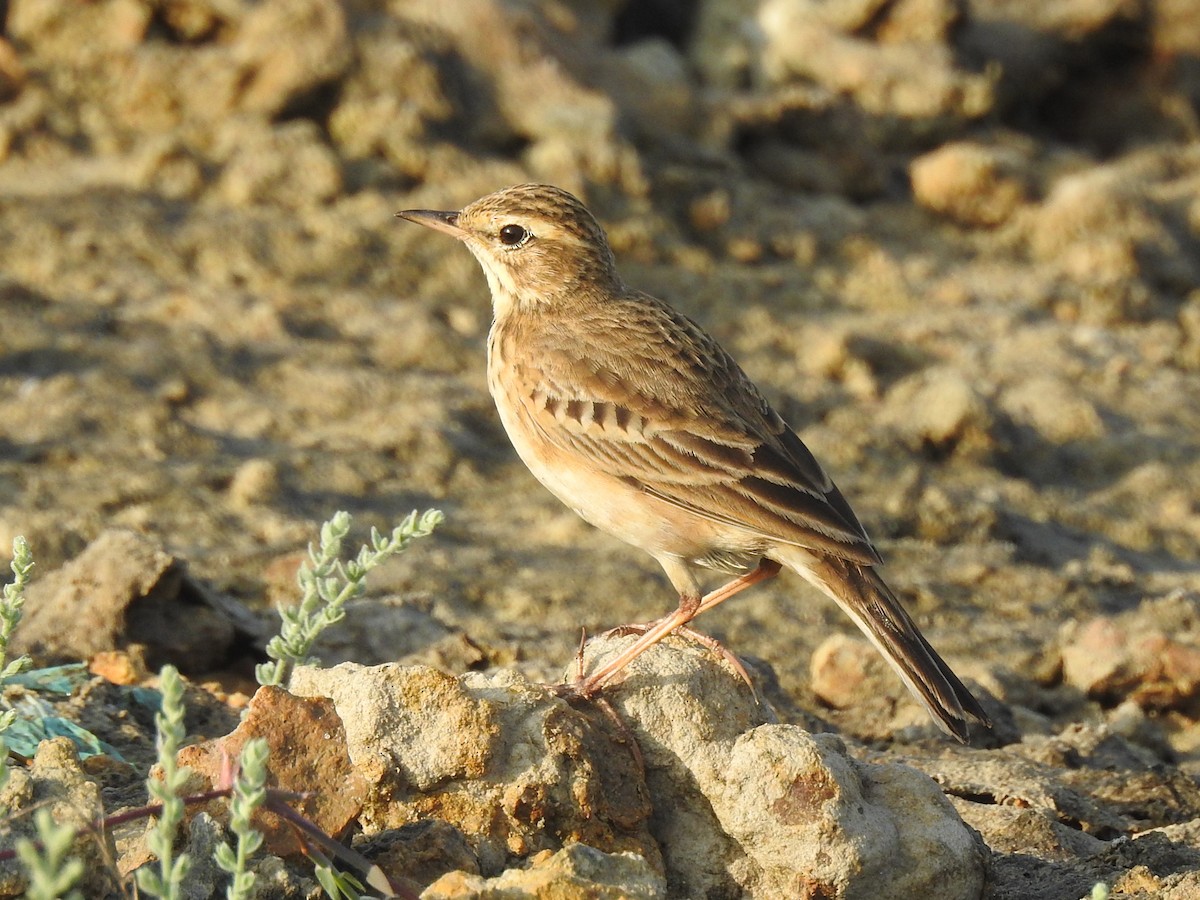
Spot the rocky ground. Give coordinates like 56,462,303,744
1,0,1199,897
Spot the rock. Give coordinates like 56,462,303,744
0,39,25,105
176,685,368,857
1133,821,1200,898
225,457,280,509
811,633,879,711
1060,595,1200,710
881,367,994,454
286,641,985,899
1177,290,1200,370
806,631,968,741
1023,160,1199,322
287,662,659,876
960,0,1150,137
89,647,151,685
355,818,481,896
0,738,116,899
1027,168,1156,275
599,635,987,899
390,0,640,190
599,38,698,142
12,529,243,671
10,0,352,145
280,590,472,672
228,0,351,118
724,727,986,897
998,375,1104,445
214,120,343,208
911,140,1031,226
921,718,1200,873
688,0,760,88
914,739,1130,847
175,812,229,900
755,0,993,124
7,0,151,61
875,0,963,44
423,842,666,900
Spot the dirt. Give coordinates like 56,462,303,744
1,0,1199,897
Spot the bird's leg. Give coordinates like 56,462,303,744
696,558,782,615
572,591,702,697
601,621,755,692
569,559,782,697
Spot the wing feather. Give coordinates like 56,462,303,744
507,295,883,566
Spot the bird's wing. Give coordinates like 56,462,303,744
513,298,882,566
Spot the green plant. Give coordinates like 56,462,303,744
0,512,439,899
0,537,34,732
135,665,192,900
215,738,269,900
313,851,367,900
0,536,34,806
256,509,442,687
15,808,83,900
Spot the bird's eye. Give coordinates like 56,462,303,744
498,224,529,247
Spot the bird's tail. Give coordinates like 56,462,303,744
776,547,991,742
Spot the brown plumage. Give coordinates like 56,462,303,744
398,183,991,741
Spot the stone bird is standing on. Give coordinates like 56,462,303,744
398,184,990,742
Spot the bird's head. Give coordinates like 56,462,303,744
398,183,621,315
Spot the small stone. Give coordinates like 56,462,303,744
911,141,1029,227
422,842,665,900
11,529,237,671
0,38,25,104
726,236,763,263
356,818,480,895
1060,616,1129,698
609,38,697,139
0,739,117,897
755,0,994,121
227,457,280,508
89,648,150,686
882,367,993,452
1060,596,1200,711
231,0,352,118
177,685,369,857
999,375,1104,445
810,633,877,710
689,189,732,232
215,121,343,208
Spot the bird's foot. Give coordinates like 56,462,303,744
603,622,757,697
542,632,645,772
549,620,757,700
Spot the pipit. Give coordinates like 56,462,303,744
398,184,991,741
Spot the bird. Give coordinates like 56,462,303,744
397,183,991,742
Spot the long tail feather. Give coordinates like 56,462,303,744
776,548,991,742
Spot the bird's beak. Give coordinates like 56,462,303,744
395,208,466,239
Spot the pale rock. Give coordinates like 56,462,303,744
882,367,993,453
599,635,987,899
11,528,240,671
422,842,666,900
287,662,659,876
0,738,115,899
911,141,1031,227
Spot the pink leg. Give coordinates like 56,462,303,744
572,559,782,697
696,559,781,615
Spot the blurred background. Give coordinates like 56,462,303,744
0,0,1198,742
